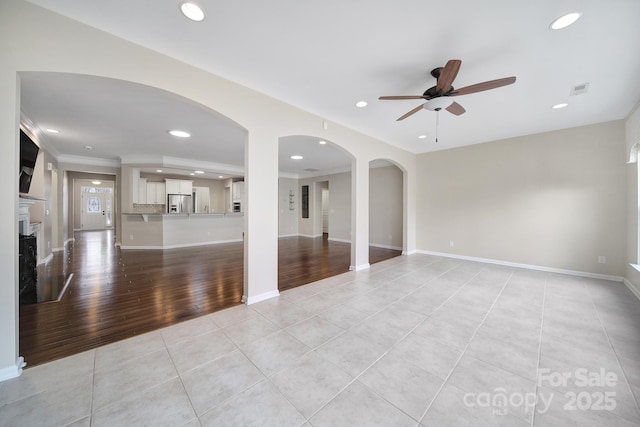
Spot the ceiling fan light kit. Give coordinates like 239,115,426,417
423,97,453,111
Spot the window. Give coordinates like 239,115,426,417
86,196,101,213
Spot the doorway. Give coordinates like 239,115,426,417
321,186,329,234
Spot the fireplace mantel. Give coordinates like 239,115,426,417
19,195,45,235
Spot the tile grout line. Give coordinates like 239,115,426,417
211,309,311,424
416,268,516,426
301,260,481,425
89,349,97,426
159,329,201,425
530,274,548,427
274,260,466,424
584,282,640,417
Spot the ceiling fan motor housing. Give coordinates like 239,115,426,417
423,86,454,97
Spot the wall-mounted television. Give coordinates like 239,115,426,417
19,130,40,194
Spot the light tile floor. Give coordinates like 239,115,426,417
1,254,640,426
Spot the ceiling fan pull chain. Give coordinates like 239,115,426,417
435,110,439,143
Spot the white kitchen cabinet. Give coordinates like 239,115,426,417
232,181,244,201
146,182,166,204
165,179,193,195
138,177,147,204
131,167,141,203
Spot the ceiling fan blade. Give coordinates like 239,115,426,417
397,104,424,121
436,59,462,94
451,76,516,96
446,101,466,116
379,95,428,100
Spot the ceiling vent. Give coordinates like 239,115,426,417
570,82,589,96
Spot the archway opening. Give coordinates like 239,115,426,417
18,72,248,366
277,135,355,290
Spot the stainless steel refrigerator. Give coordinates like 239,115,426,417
167,194,192,213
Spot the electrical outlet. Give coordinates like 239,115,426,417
129,234,134,240
598,256,606,264
449,241,455,247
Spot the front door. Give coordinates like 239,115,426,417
81,191,112,230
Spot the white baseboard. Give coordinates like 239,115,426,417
623,278,640,300
402,249,417,255
120,238,243,250
298,234,323,238
278,234,299,238
350,263,371,272
370,243,402,251
0,357,26,382
328,237,350,244
243,290,280,305
417,250,624,282
37,252,53,266
52,247,64,252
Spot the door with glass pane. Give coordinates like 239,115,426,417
81,187,113,230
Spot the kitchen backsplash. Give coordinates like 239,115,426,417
132,203,165,214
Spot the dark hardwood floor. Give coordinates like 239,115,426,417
19,230,400,367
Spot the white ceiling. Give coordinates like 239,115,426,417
20,0,640,176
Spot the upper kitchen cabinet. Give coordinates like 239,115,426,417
165,179,192,195
138,177,147,203
146,181,166,205
232,181,244,201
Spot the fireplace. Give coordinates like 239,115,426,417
18,196,43,305
19,235,37,305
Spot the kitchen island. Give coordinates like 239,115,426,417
120,212,243,249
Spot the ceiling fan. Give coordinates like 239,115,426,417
379,59,516,121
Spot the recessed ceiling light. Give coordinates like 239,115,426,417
180,2,205,21
194,170,205,174
318,140,327,145
290,155,303,160
552,103,568,109
91,180,101,185
168,130,190,138
156,169,163,173
84,145,92,150
189,173,195,176
550,12,581,30
355,101,368,108
218,175,224,179
418,135,427,139
46,128,59,134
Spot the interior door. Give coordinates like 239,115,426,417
81,192,108,230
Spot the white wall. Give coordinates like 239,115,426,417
0,0,416,377
278,177,299,236
417,121,627,277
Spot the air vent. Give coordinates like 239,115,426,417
570,82,589,96
303,168,320,172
